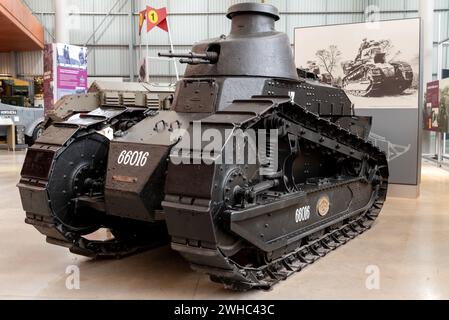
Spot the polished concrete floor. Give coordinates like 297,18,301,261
1,150,449,299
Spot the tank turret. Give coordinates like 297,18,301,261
162,3,298,80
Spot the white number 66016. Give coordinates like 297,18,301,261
117,150,149,167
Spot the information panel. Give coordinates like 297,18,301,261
44,43,88,114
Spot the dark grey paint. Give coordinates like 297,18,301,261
184,3,299,81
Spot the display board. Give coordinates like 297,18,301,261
424,78,449,133
424,80,442,132
442,78,449,128
295,18,421,187
44,43,88,114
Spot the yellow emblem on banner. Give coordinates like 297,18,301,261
148,9,159,24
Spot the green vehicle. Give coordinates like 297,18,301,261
0,76,44,146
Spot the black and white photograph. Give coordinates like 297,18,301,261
295,19,420,109
56,43,88,69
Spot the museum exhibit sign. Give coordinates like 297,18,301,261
424,80,442,132
424,78,449,131
43,43,88,114
294,18,421,196
438,78,449,132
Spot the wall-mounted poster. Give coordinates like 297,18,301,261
295,19,421,189
43,43,88,114
294,19,420,109
441,78,449,126
424,78,449,133
424,80,441,132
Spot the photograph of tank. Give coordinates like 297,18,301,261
295,19,420,108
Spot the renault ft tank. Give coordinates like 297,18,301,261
18,3,388,290
342,39,413,96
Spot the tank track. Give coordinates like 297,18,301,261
213,199,383,291
343,63,413,97
343,66,383,97
19,107,169,258
28,210,168,259
345,79,383,97
169,97,388,290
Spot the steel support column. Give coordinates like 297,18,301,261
54,0,70,43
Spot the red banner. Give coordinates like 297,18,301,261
146,6,168,33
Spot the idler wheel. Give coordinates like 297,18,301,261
47,133,109,235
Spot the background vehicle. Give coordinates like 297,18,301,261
0,76,44,146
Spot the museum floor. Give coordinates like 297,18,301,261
1,150,449,300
